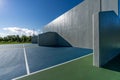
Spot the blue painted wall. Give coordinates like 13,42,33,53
99,11,120,66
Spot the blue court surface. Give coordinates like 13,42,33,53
0,44,92,80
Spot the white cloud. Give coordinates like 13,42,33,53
0,33,8,37
3,27,40,36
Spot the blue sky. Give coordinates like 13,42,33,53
0,0,83,37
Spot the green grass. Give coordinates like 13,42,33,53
18,55,120,80
0,42,31,44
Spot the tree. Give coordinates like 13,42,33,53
16,35,21,42
0,37,3,41
0,35,32,43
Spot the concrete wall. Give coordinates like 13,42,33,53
38,32,72,47
31,36,38,43
94,11,120,67
93,12,100,66
41,0,119,67
101,0,118,15
93,0,118,67
43,0,100,49
43,0,118,49
38,32,58,47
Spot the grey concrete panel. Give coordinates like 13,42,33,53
43,0,101,49
94,11,120,67
38,32,58,47
93,13,100,67
31,36,38,43
38,32,72,47
102,0,118,15
43,0,118,49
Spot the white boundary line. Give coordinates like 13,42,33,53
23,44,30,75
12,53,92,80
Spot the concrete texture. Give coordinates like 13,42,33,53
101,0,118,15
38,32,72,47
93,12,100,66
43,0,100,49
93,0,119,67
38,32,57,47
42,0,119,67
43,0,118,49
31,36,38,43
94,11,120,67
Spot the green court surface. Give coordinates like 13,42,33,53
18,54,120,80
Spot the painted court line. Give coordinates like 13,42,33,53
23,44,30,75
12,53,92,80
0,44,39,50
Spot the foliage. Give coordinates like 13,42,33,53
0,35,32,43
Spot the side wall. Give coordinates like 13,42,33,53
102,0,118,15
31,36,38,43
43,0,118,49
43,0,100,49
94,11,120,67
38,32,72,47
93,0,118,67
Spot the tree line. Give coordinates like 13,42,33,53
0,35,32,43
